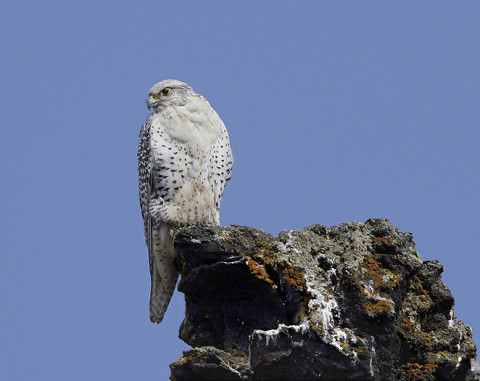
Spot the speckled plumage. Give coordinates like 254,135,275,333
138,79,233,323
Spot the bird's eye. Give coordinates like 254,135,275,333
161,88,172,96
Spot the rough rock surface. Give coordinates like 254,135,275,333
169,219,477,380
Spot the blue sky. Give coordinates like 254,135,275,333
1,2,479,379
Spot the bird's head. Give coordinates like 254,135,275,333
146,79,195,111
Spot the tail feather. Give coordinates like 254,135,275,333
149,223,179,323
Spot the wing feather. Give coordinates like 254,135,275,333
208,124,234,212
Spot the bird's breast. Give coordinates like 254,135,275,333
160,104,221,149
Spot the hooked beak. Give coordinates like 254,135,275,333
146,98,159,110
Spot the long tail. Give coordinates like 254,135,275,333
149,222,179,323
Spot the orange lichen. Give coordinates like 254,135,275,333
374,236,393,245
364,299,394,315
243,239,308,293
365,254,382,269
404,317,414,327
246,258,275,286
362,254,401,288
401,363,438,380
354,254,403,316
171,350,197,366
406,276,432,309
252,239,307,292
254,239,277,259
281,264,306,290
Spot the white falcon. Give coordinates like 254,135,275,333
138,79,233,323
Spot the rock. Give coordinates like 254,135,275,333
170,346,249,380
170,219,477,380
